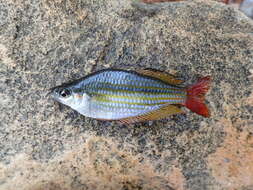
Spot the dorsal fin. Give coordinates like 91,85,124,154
136,68,184,85
119,104,183,124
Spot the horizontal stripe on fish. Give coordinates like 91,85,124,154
97,79,173,88
92,101,153,110
86,88,186,99
84,81,185,93
91,101,162,115
92,91,185,100
90,93,185,105
83,82,185,95
93,95,170,106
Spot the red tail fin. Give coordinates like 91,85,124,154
185,76,211,117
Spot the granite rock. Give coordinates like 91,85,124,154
0,0,253,189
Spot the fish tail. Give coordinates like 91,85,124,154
185,76,211,117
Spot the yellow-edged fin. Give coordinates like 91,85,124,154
119,105,183,124
136,69,184,85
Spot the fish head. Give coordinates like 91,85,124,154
50,85,85,109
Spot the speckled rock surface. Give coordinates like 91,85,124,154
0,0,253,189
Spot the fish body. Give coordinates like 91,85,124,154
51,69,211,123
240,0,253,18
224,0,253,18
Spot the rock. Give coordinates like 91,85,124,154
0,0,252,189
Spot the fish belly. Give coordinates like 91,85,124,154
86,102,161,120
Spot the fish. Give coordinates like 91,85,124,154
50,69,211,124
240,0,253,18
224,0,253,19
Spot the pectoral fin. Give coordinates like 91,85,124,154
136,68,184,85
119,105,183,124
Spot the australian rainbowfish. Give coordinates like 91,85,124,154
50,69,211,124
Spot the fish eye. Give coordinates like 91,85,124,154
59,88,71,98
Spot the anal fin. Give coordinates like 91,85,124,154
136,68,184,85
119,105,183,124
